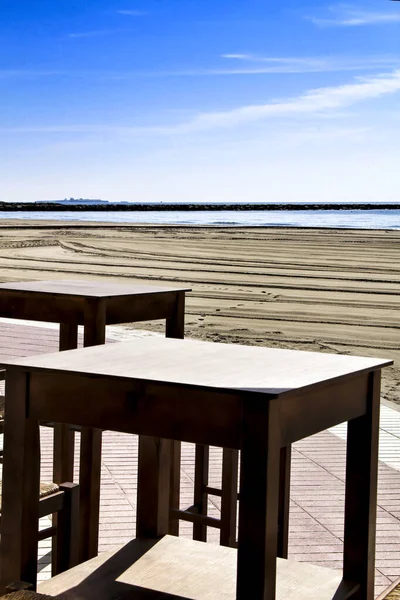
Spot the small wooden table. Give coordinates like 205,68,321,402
0,280,189,561
0,337,392,599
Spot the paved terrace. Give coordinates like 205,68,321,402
0,320,400,598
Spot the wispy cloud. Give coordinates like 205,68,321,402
277,125,372,147
2,55,399,81
100,54,400,77
0,125,131,133
309,4,400,27
68,29,125,38
166,70,400,133
221,53,400,73
3,70,400,137
0,69,66,78
117,10,149,16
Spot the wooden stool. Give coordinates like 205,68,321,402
4,592,56,599
1,377,79,577
172,445,290,556
0,480,79,578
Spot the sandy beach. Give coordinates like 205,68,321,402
0,219,399,405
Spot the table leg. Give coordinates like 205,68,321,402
343,371,381,600
237,399,281,600
53,323,79,568
166,291,185,535
53,323,78,484
277,445,291,559
165,291,185,340
0,371,40,591
79,299,106,561
136,436,172,538
78,427,102,562
59,322,79,351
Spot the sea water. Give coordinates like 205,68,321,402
0,209,399,230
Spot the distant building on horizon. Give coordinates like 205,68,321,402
35,197,109,205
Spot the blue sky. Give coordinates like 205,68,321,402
1,0,399,203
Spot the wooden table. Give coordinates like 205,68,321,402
0,337,392,599
0,279,189,561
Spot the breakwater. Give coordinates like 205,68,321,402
0,202,399,211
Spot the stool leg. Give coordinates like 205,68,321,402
220,448,239,548
53,424,75,483
193,444,210,542
52,482,80,575
169,440,181,535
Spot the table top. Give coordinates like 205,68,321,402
3,336,392,398
0,279,190,299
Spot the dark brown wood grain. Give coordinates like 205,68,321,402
165,290,185,537
79,297,106,561
343,370,381,600
27,371,243,448
0,371,40,590
220,449,239,548
237,397,281,600
52,483,80,575
0,281,191,326
165,290,185,340
277,445,291,559
168,440,181,536
53,322,78,484
192,444,210,542
136,436,172,539
0,372,79,594
78,428,102,562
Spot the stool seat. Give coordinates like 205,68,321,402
5,593,56,599
378,578,400,599
0,482,59,513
